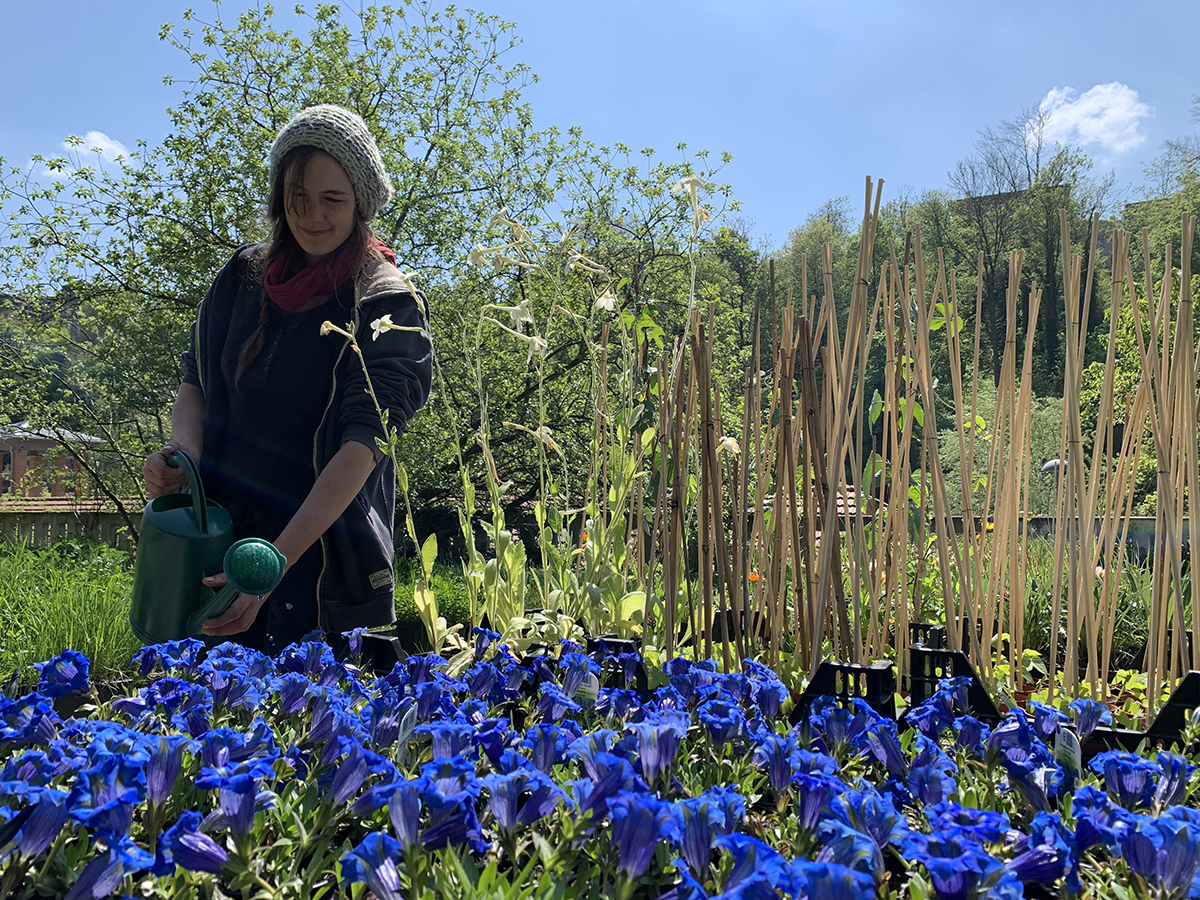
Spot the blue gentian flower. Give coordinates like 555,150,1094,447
1119,814,1200,899
559,652,601,699
471,718,511,766
790,860,875,900
748,678,788,720
388,781,422,851
272,672,315,716
698,699,744,745
907,764,957,806
537,682,581,723
714,833,792,894
145,735,192,806
0,694,61,744
827,786,907,851
522,724,571,774
1005,811,1081,893
205,641,275,679
363,691,415,751
575,755,646,819
902,831,1022,900
627,710,689,784
32,650,90,699
610,791,671,878
418,795,487,853
67,752,146,834
1089,750,1159,810
131,639,204,678
1068,697,1112,741
465,662,500,699
617,652,641,687
953,715,991,756
1001,752,1055,813
341,831,404,900
1027,701,1069,742
218,773,260,838
752,732,799,795
597,688,643,720
277,638,337,677
416,720,475,760
480,768,566,834
863,720,907,776
1070,784,1134,853
329,741,391,805
473,626,501,658
64,832,154,900
928,802,1010,844
16,791,68,860
816,820,884,879
1153,751,1195,809
664,795,725,876
197,720,278,770
155,809,228,876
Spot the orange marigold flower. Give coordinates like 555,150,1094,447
748,573,760,582
581,532,589,542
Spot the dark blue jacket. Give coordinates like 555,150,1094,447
182,244,433,633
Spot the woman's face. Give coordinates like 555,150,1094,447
284,151,358,265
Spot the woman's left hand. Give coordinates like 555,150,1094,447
200,571,270,636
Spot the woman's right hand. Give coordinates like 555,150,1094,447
142,442,193,498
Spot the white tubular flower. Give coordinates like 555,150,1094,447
371,314,394,341
567,248,606,275
558,222,580,246
508,299,535,330
670,174,709,196
320,321,354,340
467,244,487,268
527,335,548,363
671,173,711,226
595,289,618,312
717,436,742,456
491,252,537,271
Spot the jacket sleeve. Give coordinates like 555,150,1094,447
337,290,434,458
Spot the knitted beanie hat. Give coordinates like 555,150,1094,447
268,104,393,221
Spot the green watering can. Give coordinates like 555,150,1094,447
129,450,287,644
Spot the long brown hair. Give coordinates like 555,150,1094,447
235,145,382,384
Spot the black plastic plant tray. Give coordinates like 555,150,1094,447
908,643,1003,722
790,659,896,724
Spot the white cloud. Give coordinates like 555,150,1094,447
40,130,129,180
1039,82,1152,155
74,130,128,162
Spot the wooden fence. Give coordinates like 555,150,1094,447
0,500,142,551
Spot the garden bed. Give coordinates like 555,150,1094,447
0,635,1197,899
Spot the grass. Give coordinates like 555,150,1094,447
0,540,141,689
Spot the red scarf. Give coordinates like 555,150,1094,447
264,238,397,312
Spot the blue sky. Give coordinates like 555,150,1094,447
1,0,1196,250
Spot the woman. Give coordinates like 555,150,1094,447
142,104,433,654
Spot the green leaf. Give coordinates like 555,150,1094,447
420,533,438,579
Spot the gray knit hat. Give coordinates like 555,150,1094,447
268,104,393,221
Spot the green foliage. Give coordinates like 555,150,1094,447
937,379,1065,516
0,541,140,686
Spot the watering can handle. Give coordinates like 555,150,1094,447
166,449,208,534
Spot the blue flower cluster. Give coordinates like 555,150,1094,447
0,637,1197,899
900,678,1200,899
